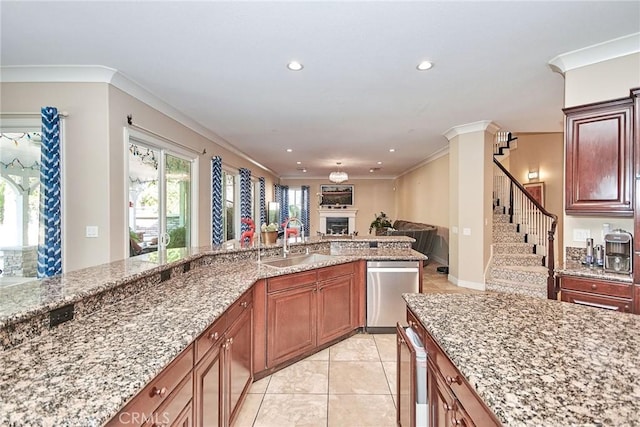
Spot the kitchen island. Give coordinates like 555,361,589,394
0,236,424,426
403,292,640,426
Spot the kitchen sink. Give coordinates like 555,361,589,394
261,253,335,269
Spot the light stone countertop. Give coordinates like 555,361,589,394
0,245,424,426
556,261,633,284
404,292,640,427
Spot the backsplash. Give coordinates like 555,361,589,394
566,247,586,262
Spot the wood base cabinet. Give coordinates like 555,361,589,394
559,276,633,313
194,294,253,427
263,262,358,371
398,309,501,427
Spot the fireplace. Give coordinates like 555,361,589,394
326,217,349,234
318,207,358,235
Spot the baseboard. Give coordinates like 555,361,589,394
446,275,485,290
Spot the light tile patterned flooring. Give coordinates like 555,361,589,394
233,263,477,427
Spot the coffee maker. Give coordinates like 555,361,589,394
604,230,633,274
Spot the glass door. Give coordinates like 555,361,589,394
128,138,195,256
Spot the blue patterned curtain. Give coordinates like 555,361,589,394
37,107,62,278
259,177,266,226
274,184,289,226
211,156,223,245
301,185,310,237
239,168,252,233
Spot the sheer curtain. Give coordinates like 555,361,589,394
37,107,62,278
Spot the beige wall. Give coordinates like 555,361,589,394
561,54,639,259
394,154,450,264
506,133,564,261
280,178,395,236
1,82,278,272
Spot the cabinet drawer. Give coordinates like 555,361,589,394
107,344,194,426
560,276,632,298
196,313,227,362
561,289,632,313
317,262,354,281
267,270,317,293
143,374,193,427
227,291,253,326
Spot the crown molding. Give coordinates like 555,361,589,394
443,120,500,141
549,33,640,75
0,65,277,177
396,145,450,179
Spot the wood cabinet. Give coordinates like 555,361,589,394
262,262,358,372
633,88,640,285
106,345,194,427
564,97,634,216
194,292,253,427
398,309,501,427
559,275,633,313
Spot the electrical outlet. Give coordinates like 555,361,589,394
50,304,74,327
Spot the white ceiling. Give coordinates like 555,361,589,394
1,1,639,180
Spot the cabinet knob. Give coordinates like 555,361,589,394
591,284,597,290
229,337,234,345
240,301,248,308
443,402,452,412
451,416,464,426
209,331,219,341
151,386,167,398
446,375,461,385
398,337,405,345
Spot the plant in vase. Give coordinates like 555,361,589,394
369,212,393,235
261,222,279,244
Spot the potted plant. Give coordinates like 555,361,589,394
369,212,393,235
261,222,279,244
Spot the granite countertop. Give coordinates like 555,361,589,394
0,245,424,426
404,293,640,427
556,261,633,283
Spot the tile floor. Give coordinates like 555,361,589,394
233,263,477,427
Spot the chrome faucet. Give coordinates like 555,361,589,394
282,217,305,258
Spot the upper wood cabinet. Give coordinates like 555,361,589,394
564,97,634,216
632,88,640,285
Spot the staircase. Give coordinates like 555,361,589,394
486,132,558,299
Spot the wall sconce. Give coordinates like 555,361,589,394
527,170,539,181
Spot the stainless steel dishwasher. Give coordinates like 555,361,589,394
366,260,420,333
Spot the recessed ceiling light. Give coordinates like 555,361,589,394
389,148,395,153
296,161,301,165
369,169,374,173
286,148,293,152
377,161,383,165
287,61,304,71
416,60,434,71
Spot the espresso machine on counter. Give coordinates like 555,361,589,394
603,230,633,274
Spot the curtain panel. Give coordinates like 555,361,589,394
301,185,310,237
211,156,223,245
259,177,266,226
275,184,289,226
37,107,62,278
239,168,252,233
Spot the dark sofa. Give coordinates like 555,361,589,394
387,220,438,261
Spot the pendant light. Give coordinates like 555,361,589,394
329,162,348,183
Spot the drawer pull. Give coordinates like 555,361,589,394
209,331,220,341
240,301,248,308
446,375,461,385
591,284,597,290
451,416,464,425
151,386,167,398
443,402,452,412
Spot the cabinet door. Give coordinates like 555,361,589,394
564,98,633,215
267,283,317,367
193,343,223,427
428,362,456,427
226,303,253,425
561,289,632,313
172,402,193,427
633,88,640,284
396,324,417,427
317,275,354,346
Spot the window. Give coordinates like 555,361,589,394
288,187,302,219
223,170,236,241
127,129,197,255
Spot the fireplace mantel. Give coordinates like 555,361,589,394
318,207,358,234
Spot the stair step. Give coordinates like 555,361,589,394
493,223,518,233
492,242,535,254
493,214,511,223
493,231,526,243
493,205,508,214
489,265,548,284
492,253,543,267
485,278,547,299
